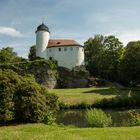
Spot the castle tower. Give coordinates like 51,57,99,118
36,23,50,59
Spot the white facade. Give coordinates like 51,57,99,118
36,30,50,59
36,24,85,69
46,46,84,69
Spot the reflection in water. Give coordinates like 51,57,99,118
56,108,140,127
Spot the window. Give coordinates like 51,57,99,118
49,57,52,60
64,47,67,51
70,47,73,51
49,48,51,52
57,42,61,44
58,48,61,51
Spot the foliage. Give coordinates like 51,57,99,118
129,112,140,126
43,111,56,125
14,76,48,123
119,41,140,86
28,45,37,61
84,35,123,81
0,69,20,122
0,47,23,64
94,95,140,108
84,35,105,76
85,108,112,127
0,69,58,123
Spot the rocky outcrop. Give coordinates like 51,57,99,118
0,60,90,89
27,60,58,89
58,66,89,88
0,60,58,89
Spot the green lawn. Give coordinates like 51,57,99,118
0,124,140,140
49,87,137,105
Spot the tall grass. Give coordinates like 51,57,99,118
85,108,112,127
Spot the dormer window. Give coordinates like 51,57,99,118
57,42,61,44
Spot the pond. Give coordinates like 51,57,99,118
56,108,140,127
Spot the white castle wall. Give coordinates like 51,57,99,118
36,31,50,59
46,46,84,69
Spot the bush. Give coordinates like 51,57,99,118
0,69,21,123
85,108,112,127
0,69,58,124
14,76,48,123
129,112,140,126
43,111,56,125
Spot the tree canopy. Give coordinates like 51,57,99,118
119,41,140,86
84,35,123,81
0,47,22,64
28,45,37,61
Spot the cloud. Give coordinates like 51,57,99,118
105,29,140,45
0,27,22,37
118,30,140,45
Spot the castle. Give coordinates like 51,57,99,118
36,23,85,69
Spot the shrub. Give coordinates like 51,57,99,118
0,69,58,124
43,111,56,125
0,69,21,123
129,112,140,126
14,76,48,123
85,108,112,127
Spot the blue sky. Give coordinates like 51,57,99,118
0,0,140,57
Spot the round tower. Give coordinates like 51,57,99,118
36,23,50,59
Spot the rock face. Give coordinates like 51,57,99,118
0,60,58,89
58,66,89,88
0,60,89,89
26,60,58,89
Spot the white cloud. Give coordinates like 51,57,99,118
105,29,140,45
0,27,22,37
118,30,140,45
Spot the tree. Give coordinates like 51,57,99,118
84,35,123,81
102,35,123,80
119,41,140,87
84,35,105,76
0,47,23,64
28,45,36,61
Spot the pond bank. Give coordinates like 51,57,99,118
56,108,140,127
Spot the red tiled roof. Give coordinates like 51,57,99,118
48,39,81,48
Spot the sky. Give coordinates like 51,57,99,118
1,0,140,58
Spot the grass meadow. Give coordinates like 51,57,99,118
49,87,139,105
0,124,140,140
